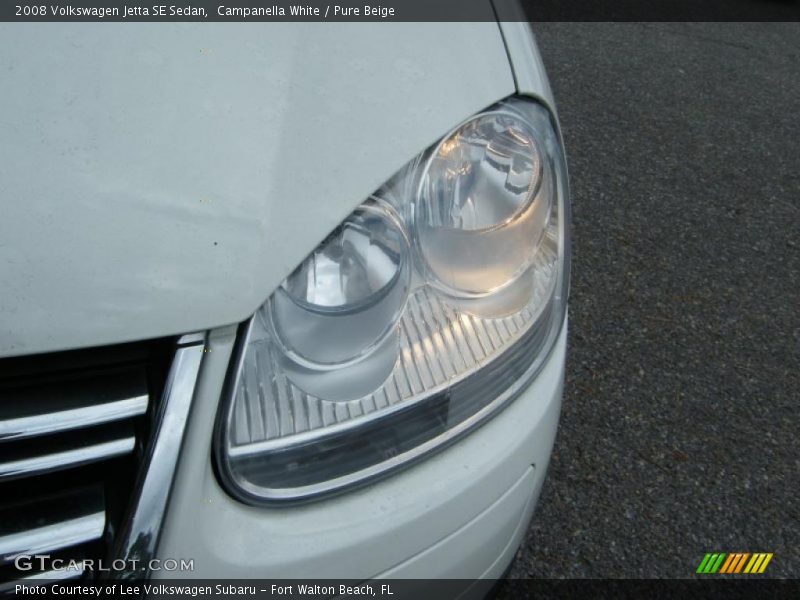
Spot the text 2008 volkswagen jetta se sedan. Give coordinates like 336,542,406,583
0,6,570,590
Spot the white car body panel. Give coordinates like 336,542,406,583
0,23,514,357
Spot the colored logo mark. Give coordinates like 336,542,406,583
696,553,773,574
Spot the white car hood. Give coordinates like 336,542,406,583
0,23,515,357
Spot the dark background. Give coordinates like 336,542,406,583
504,22,799,580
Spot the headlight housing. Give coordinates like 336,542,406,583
215,97,570,503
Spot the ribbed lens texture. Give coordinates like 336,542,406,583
220,99,568,501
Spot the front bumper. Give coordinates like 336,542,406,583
155,315,566,580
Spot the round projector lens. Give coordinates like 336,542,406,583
416,111,552,296
270,202,410,367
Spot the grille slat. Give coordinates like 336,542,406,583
0,512,105,566
11,564,86,581
0,485,105,566
0,368,148,442
0,396,147,443
0,435,136,483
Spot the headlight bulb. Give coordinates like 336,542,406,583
415,111,552,305
268,201,410,399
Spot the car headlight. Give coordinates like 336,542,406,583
215,97,570,503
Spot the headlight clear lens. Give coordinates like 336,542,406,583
216,98,570,503
268,203,411,400
416,111,551,298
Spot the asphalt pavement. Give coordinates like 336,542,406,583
504,23,799,580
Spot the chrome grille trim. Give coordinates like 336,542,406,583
0,484,106,571
12,564,85,581
0,396,147,442
0,367,148,442
114,333,206,581
0,436,136,482
0,512,105,566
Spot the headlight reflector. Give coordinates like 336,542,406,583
216,98,570,503
416,111,551,298
270,203,410,368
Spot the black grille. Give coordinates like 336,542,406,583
0,338,174,584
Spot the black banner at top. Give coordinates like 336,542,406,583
1,0,799,22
